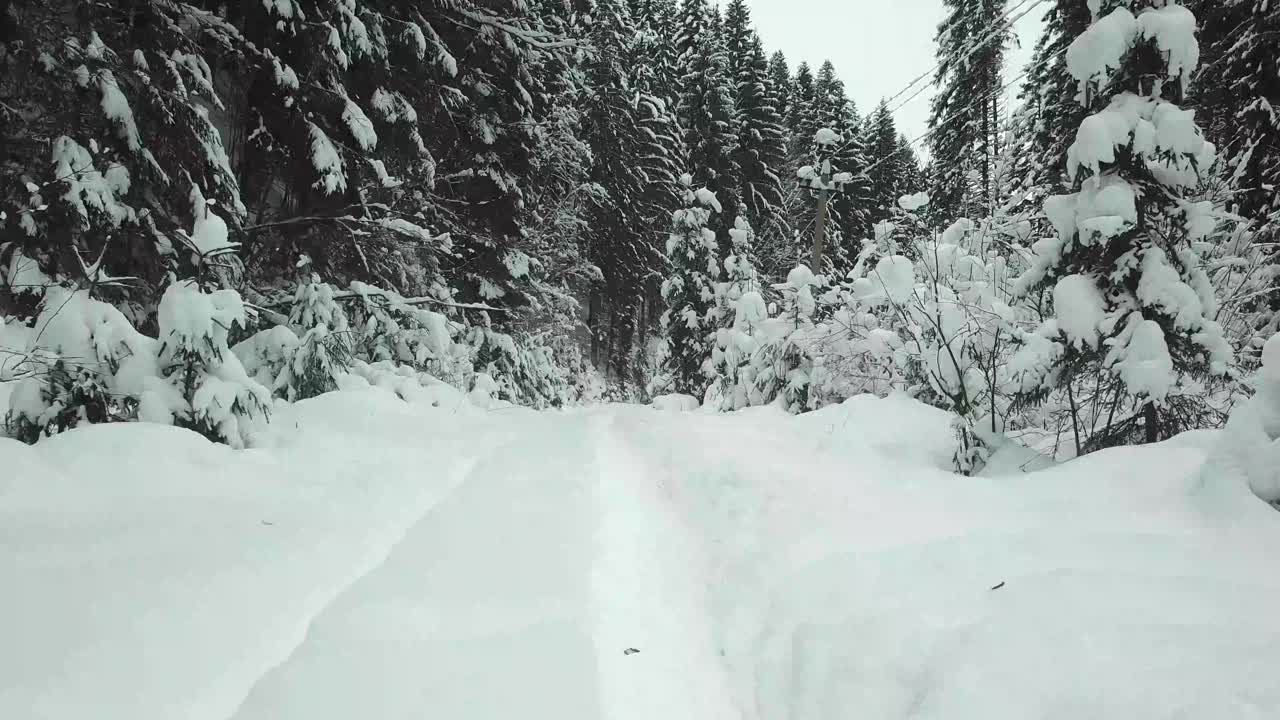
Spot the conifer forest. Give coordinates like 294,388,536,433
1,0,1278,472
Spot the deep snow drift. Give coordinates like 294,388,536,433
3,382,1279,719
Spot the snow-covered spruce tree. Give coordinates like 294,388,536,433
464,321,574,409
1008,0,1095,200
927,0,1011,221
865,100,909,226
782,58,820,276
147,280,272,448
343,282,459,383
745,264,820,412
581,0,679,386
895,135,929,200
723,1,789,246
749,49,801,278
4,287,160,443
3,204,273,447
1010,0,1232,448
677,1,743,246
260,272,352,400
768,51,793,140
0,1,249,312
207,0,575,343
658,176,723,397
1201,0,1280,232
786,62,820,166
628,0,687,372
674,0,714,71
630,0,682,102
706,216,761,409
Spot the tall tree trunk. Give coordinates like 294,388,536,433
1143,402,1160,444
811,188,830,271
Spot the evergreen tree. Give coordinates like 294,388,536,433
896,134,928,197
1200,0,1280,227
1010,0,1231,446
722,2,788,246
927,0,1010,220
768,51,793,136
630,0,682,102
865,100,906,225
660,176,723,396
722,0,754,80
675,0,714,68
787,62,820,158
1009,0,1094,200
707,216,761,409
581,0,655,380
677,6,742,247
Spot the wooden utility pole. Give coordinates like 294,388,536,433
811,187,830,271
807,127,847,272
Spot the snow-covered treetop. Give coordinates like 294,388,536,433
1068,1,1200,98
897,192,930,212
1067,92,1216,188
813,127,841,146
695,187,724,213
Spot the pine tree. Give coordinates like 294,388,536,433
660,176,723,396
768,51,793,137
1009,0,1095,200
677,6,742,247
1201,0,1280,227
787,62,820,159
707,216,761,409
865,100,906,225
722,0,754,81
722,2,788,247
630,0,682,103
675,0,714,67
581,0,655,380
927,0,1010,220
1010,0,1232,447
896,134,928,198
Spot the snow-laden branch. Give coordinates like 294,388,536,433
261,288,504,314
455,10,580,50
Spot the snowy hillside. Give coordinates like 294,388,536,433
4,381,1279,719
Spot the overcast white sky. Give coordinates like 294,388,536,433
731,0,1045,154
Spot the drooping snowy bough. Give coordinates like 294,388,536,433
1008,0,1232,447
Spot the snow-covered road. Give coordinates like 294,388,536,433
4,385,1280,719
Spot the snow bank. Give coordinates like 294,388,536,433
4,387,1280,720
1203,333,1280,502
652,393,700,412
0,386,491,720
610,397,1280,720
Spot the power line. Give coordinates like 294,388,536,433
822,0,1050,166
882,0,1048,115
860,38,1070,180
888,0,1048,118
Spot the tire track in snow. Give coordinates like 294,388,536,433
216,446,491,720
588,413,742,720
225,417,604,720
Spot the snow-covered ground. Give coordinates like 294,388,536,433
3,383,1280,719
